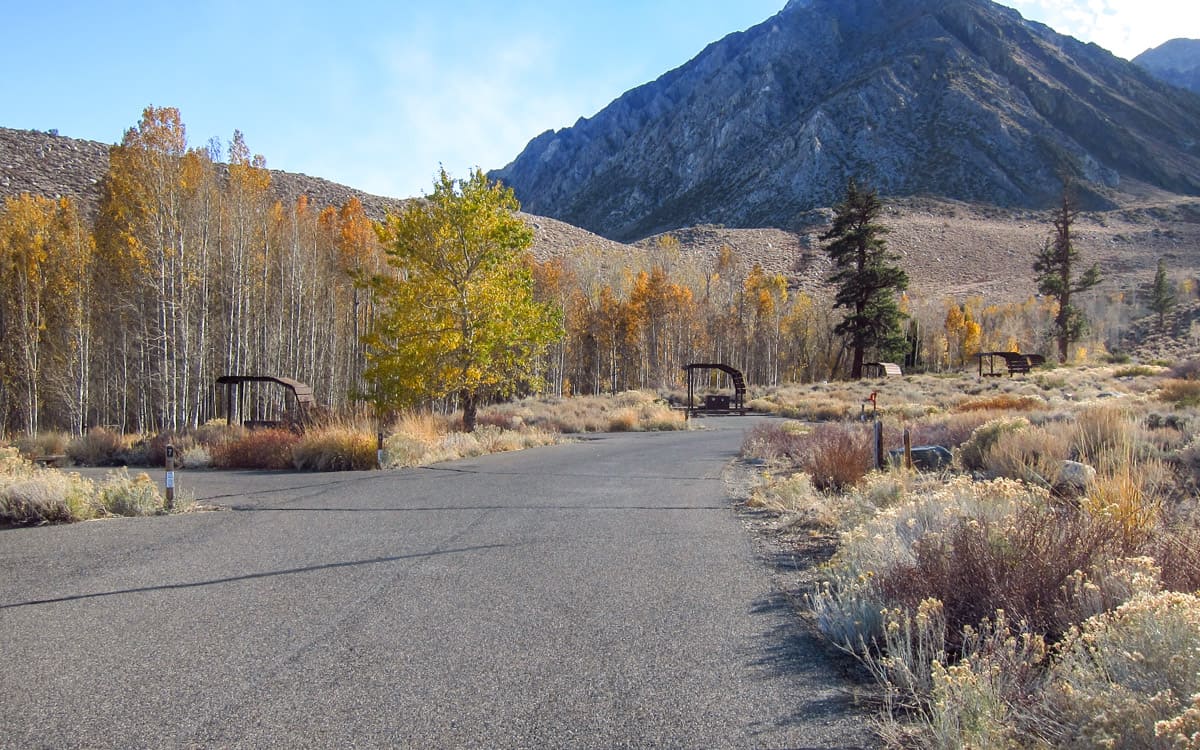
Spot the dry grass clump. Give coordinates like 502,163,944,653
292,427,377,471
382,417,558,468
483,391,687,433
209,428,299,470
953,393,1047,412
13,431,70,459
982,423,1071,487
96,469,166,516
1157,378,1200,407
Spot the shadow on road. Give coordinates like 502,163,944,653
0,544,507,611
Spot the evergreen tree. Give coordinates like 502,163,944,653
821,180,909,379
1149,257,1176,332
1033,186,1100,363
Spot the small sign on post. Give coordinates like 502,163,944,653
377,431,385,470
165,443,175,510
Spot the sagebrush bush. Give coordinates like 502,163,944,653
1047,592,1200,749
291,427,377,471
879,502,1122,650
97,469,164,516
209,428,299,470
66,426,127,466
956,416,1031,471
0,471,96,525
180,445,212,469
0,447,167,524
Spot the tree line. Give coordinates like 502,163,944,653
2,107,1161,436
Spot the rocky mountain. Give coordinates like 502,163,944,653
491,0,1200,241
1134,39,1200,95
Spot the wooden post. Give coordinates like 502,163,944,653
164,443,175,510
903,426,913,470
377,431,385,470
874,420,884,471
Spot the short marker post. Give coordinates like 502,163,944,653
165,443,176,510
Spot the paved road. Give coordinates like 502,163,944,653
1,418,868,749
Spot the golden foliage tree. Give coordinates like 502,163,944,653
364,169,561,431
0,195,94,434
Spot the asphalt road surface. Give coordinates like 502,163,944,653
1,418,869,749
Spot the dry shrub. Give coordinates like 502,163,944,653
193,421,244,447
878,503,1122,650
66,427,126,466
954,393,1046,413
210,428,299,470
784,400,854,421
1158,378,1200,407
607,408,639,432
983,423,1070,487
13,432,70,458
180,445,211,469
802,422,874,492
808,477,1039,651
747,471,841,528
1144,524,1200,593
921,612,1049,750
291,427,377,471
383,433,434,468
907,411,998,450
472,425,558,454
1047,592,1200,749
1170,359,1200,380
956,416,1031,471
740,422,808,463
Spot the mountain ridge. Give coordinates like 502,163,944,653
1135,38,1200,94
491,0,1200,242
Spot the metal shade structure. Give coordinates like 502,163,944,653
215,375,315,427
682,363,747,416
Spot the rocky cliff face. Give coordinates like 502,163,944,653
491,0,1200,241
1135,39,1200,94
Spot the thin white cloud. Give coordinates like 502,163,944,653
1004,0,1200,58
331,25,596,199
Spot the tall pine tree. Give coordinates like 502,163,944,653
1033,186,1100,363
822,180,909,379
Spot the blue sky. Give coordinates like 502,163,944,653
3,1,1196,200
